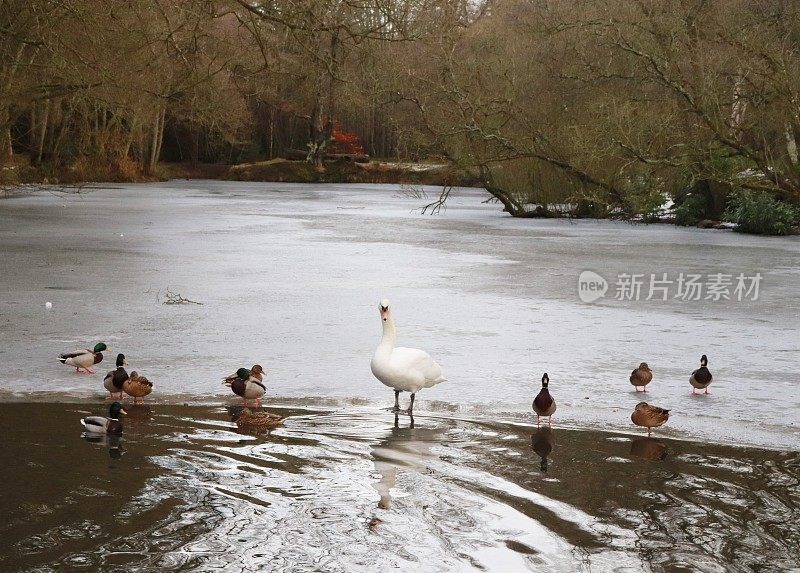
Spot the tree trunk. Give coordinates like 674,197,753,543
146,107,165,175
36,99,50,164
307,96,328,172
268,106,275,159
190,124,199,166
0,106,13,164
52,100,70,165
480,166,526,216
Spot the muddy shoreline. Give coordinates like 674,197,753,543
0,402,797,572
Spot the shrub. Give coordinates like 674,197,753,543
674,193,709,226
724,189,799,235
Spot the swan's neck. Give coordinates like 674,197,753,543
378,317,396,353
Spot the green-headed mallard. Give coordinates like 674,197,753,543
222,364,265,407
690,354,713,394
631,402,670,436
81,401,127,434
630,362,653,392
103,353,128,399
59,342,109,373
235,408,284,433
123,371,153,404
532,373,556,427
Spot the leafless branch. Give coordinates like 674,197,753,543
162,288,203,305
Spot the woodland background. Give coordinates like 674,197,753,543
2,1,799,230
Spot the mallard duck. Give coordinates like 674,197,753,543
81,401,127,434
690,354,713,394
123,371,153,404
532,373,556,427
371,299,445,414
59,342,109,373
630,362,653,392
532,427,554,472
631,402,670,436
235,408,284,433
103,353,128,399
222,365,265,407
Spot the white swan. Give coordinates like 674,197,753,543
370,299,445,413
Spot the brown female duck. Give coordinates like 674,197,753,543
631,402,670,436
235,408,284,433
629,362,653,392
123,371,153,404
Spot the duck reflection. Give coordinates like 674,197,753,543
81,432,124,458
370,415,442,509
123,404,153,425
531,427,554,472
630,437,668,461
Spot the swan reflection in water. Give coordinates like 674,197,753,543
630,437,668,461
531,426,554,472
371,413,443,509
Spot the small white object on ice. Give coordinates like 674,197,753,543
45,302,52,309
120,234,124,237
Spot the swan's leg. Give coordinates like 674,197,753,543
409,413,415,429
408,393,416,414
393,390,400,412
394,413,399,428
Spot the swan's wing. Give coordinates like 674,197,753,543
391,347,444,385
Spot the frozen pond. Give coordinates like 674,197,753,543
1,181,799,572
0,181,798,448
